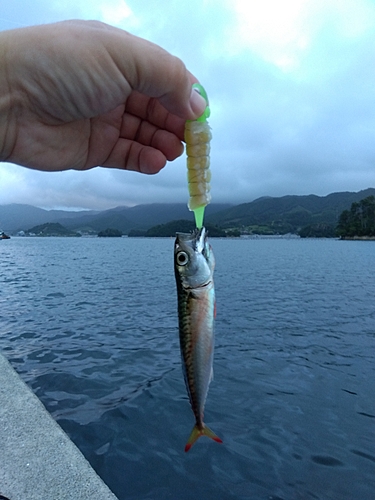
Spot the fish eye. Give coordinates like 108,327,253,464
176,251,189,266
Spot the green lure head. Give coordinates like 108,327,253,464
191,83,210,122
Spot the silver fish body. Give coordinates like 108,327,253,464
174,227,222,451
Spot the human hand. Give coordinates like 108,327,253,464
0,20,207,174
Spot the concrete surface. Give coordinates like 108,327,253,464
0,352,118,500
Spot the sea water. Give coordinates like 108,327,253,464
1,236,374,500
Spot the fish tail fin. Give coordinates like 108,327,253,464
184,424,223,452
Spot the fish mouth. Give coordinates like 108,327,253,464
176,227,207,253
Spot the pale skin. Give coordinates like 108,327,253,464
0,20,207,174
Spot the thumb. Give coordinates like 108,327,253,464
106,28,207,119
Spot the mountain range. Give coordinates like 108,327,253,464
207,188,375,234
1,188,374,235
0,203,231,234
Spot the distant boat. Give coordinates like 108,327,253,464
0,231,10,240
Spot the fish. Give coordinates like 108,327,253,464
174,227,222,452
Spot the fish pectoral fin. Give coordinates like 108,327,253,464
184,424,223,452
210,367,214,383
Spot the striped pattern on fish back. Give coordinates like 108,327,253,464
176,282,215,428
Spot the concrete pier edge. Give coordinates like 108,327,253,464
0,352,118,500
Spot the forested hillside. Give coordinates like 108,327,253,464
336,196,375,238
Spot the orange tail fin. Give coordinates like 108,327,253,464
184,424,223,452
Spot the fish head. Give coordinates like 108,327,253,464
174,227,215,289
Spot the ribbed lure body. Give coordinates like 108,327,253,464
174,227,222,451
184,84,212,228
185,121,212,211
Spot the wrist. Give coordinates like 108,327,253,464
0,30,18,163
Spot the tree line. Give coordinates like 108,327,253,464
336,195,375,237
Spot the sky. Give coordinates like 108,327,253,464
1,0,375,210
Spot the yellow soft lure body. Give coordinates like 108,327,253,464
184,84,211,229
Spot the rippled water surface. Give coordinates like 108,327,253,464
1,236,374,499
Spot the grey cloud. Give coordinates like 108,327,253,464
203,26,375,201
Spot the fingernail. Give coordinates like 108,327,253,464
189,87,207,117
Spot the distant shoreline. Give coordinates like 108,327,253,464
340,236,375,241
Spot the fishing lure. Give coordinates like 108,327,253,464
184,84,212,229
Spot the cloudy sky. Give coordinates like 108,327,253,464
1,0,375,210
